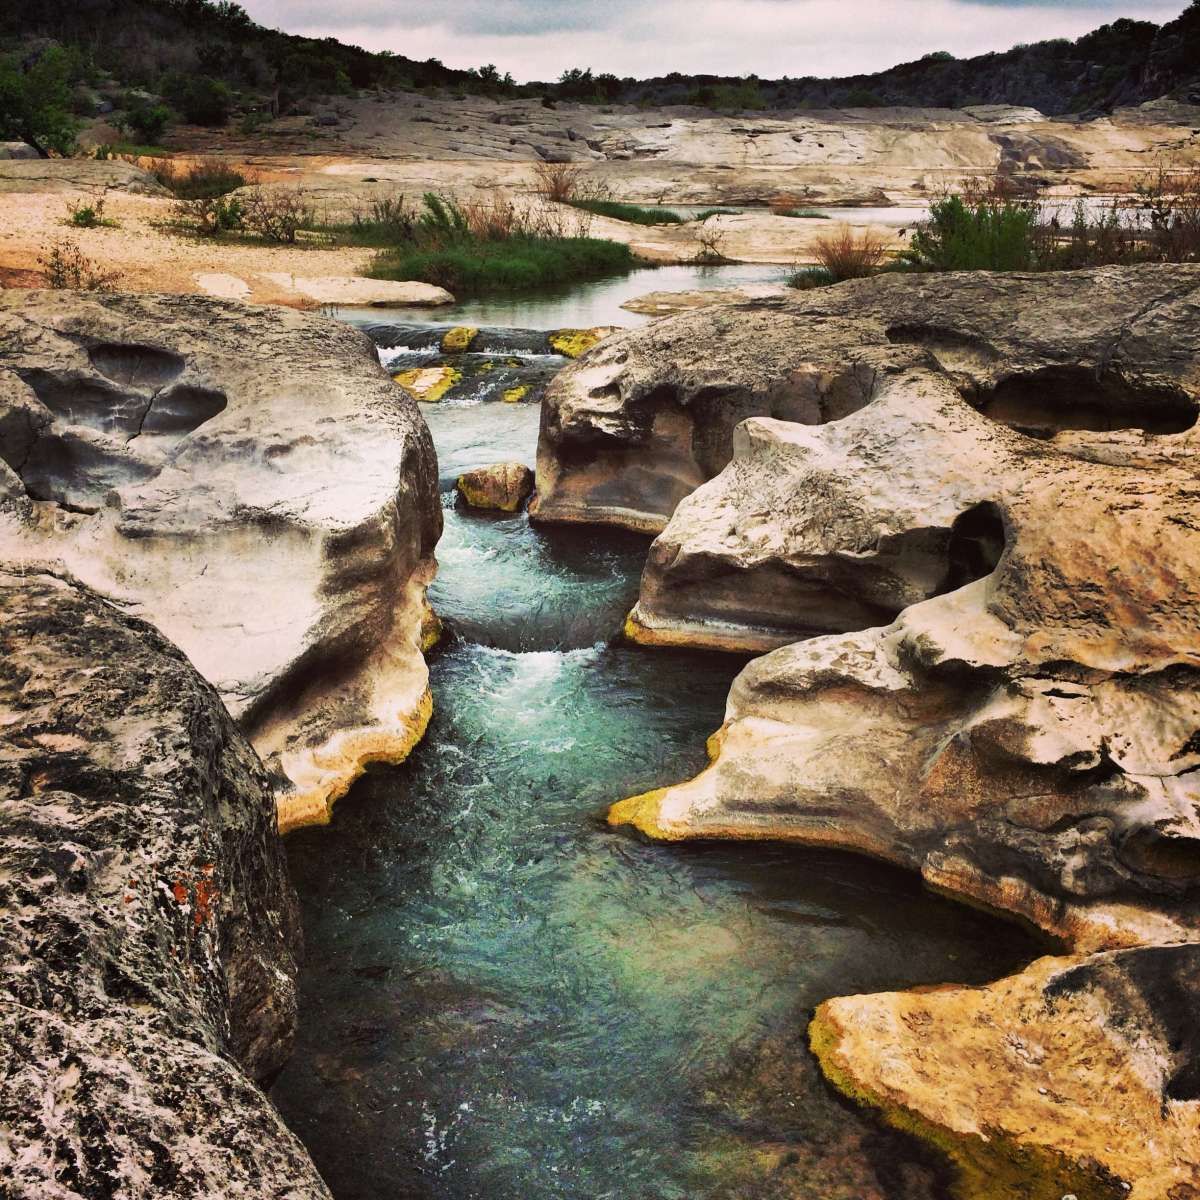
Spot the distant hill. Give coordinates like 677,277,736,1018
0,0,478,113
3,0,1198,121
556,3,1200,116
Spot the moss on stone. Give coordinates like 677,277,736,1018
549,328,607,359
392,365,462,403
440,325,479,354
503,384,530,404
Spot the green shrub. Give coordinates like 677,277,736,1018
162,73,232,126
126,101,171,143
66,192,117,228
694,208,739,221
369,236,634,297
787,265,836,290
903,195,1040,271
567,199,683,225
151,158,249,199
0,46,79,156
173,194,245,236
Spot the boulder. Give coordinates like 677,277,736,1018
0,569,330,1199
603,265,1200,1196
0,142,39,160
457,462,534,512
0,292,442,834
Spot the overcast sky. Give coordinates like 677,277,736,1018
236,0,1185,83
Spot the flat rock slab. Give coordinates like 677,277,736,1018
256,272,455,307
0,159,170,195
0,291,442,833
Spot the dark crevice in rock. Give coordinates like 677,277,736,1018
975,367,1198,438
937,501,1008,594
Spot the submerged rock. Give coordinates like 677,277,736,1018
0,292,442,834
0,569,330,1199
456,462,534,512
600,264,1200,1196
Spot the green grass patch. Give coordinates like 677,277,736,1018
369,236,635,296
567,199,683,225
693,208,739,221
777,208,830,219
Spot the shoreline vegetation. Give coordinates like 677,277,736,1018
789,168,1200,288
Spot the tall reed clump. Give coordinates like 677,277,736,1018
532,161,587,203
812,225,890,280
903,164,1200,274
367,192,634,297
904,195,1040,272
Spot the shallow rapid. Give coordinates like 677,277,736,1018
271,387,1042,1199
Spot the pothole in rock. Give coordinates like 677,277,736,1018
975,367,1198,438
3,354,227,512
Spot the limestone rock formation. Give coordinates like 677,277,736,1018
0,569,330,1199
534,265,1200,537
0,291,442,833
456,461,534,512
601,265,1200,1196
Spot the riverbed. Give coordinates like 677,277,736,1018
271,349,1043,1198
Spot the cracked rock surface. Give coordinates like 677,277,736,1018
592,265,1200,1196
0,291,442,832
0,568,329,1199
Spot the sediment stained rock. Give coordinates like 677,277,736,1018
0,292,442,833
604,265,1200,1196
0,569,330,1199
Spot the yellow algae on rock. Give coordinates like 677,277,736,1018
440,325,479,354
606,788,677,839
548,327,615,358
502,384,529,404
276,689,434,836
392,365,461,402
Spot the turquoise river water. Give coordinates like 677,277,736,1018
270,343,1042,1199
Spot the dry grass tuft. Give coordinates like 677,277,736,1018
532,161,587,203
812,225,890,281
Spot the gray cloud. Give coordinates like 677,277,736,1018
236,0,1186,81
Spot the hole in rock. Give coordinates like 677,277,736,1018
88,342,186,390
938,501,1007,593
137,384,227,438
18,430,160,512
1118,828,1200,885
977,367,1197,438
17,369,147,435
885,323,1001,376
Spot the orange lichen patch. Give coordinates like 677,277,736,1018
276,688,434,835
